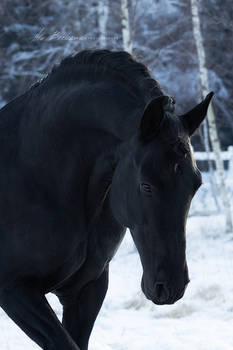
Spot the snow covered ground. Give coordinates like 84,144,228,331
0,173,233,350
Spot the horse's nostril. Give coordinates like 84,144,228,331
155,282,169,303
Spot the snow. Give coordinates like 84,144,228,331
0,173,233,350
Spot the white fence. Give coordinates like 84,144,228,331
194,146,233,173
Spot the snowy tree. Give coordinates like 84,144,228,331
191,0,232,232
121,0,133,53
98,0,109,47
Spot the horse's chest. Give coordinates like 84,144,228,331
54,203,125,298
42,240,87,293
92,218,125,265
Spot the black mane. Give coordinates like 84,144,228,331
33,50,163,102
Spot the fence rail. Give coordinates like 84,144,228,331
194,146,233,172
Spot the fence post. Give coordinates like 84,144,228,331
228,146,233,178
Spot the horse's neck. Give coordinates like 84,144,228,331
44,79,145,142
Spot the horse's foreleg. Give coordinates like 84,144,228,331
0,283,80,350
60,265,109,350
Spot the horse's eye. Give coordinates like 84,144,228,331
141,183,152,195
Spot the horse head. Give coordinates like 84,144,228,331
110,92,213,305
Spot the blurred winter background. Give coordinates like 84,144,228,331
0,0,233,349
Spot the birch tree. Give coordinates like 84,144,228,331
121,0,133,54
98,0,109,47
191,0,232,232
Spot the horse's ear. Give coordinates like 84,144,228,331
140,96,169,141
180,92,214,136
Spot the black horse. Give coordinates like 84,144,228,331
0,50,213,350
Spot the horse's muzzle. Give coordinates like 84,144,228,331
142,278,190,305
